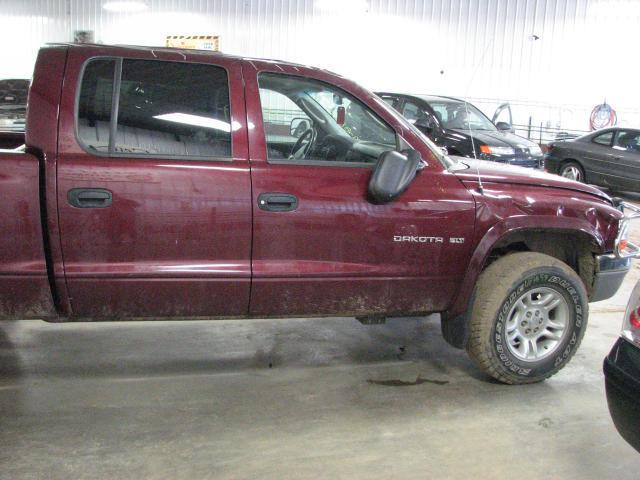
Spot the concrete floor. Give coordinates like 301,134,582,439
2,196,640,479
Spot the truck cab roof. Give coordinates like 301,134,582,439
46,42,338,77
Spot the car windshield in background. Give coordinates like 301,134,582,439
423,98,496,132
404,119,458,169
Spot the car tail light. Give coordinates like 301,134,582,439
622,283,640,345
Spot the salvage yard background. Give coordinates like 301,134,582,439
2,0,640,133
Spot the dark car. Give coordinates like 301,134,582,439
376,93,544,168
545,127,640,192
0,78,29,149
604,276,640,453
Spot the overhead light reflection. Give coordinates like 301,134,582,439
154,113,231,132
103,1,149,13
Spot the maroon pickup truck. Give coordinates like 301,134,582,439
1,43,637,384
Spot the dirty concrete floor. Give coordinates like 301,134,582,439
2,196,640,479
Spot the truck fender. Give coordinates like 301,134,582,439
441,215,607,349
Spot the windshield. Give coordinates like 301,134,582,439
427,99,497,132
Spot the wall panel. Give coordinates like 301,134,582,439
0,0,638,129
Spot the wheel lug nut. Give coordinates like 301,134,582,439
525,328,531,334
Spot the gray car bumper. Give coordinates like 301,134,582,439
591,255,631,302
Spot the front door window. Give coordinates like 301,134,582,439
614,130,640,153
258,73,397,164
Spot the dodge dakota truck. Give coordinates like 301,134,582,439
1,43,637,384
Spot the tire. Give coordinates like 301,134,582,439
560,161,585,182
466,252,588,385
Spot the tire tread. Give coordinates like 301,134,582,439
466,252,588,385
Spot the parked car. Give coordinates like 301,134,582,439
0,43,637,385
545,127,640,192
376,93,544,168
0,78,29,149
604,275,640,453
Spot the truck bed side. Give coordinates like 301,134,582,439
0,151,56,319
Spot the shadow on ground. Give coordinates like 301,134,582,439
0,315,484,383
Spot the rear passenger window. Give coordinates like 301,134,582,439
116,60,231,157
592,131,613,146
77,58,232,159
77,59,115,153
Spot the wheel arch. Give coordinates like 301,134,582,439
441,218,604,349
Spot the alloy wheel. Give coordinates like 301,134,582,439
504,287,570,362
561,165,582,181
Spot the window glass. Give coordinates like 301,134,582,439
423,98,496,131
77,59,115,153
592,131,614,146
429,103,448,124
402,101,421,122
115,59,231,157
613,130,640,153
260,88,312,157
380,96,397,108
258,73,397,164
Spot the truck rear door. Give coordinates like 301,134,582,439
55,48,251,318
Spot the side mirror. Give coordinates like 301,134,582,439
414,117,435,135
496,121,512,132
290,118,311,137
368,149,422,204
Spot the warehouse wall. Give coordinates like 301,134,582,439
1,0,638,128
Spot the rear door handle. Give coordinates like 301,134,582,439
68,188,113,208
257,193,298,212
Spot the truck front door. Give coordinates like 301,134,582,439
56,50,251,318
243,62,476,317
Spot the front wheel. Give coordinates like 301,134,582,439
466,252,588,384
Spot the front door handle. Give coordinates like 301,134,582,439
68,188,113,208
257,193,298,212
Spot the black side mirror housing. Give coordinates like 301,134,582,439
496,121,512,132
368,149,422,204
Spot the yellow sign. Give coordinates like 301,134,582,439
165,35,220,51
